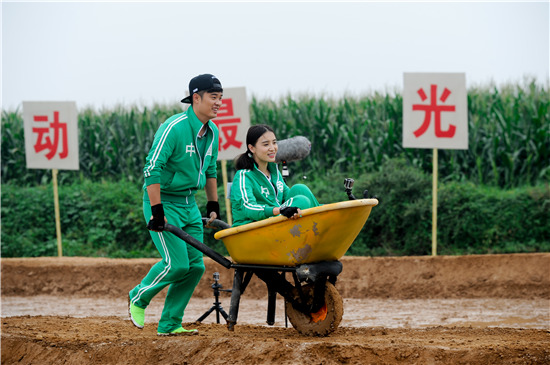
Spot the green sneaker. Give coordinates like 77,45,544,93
157,327,199,336
128,295,145,329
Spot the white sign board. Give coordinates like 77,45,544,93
403,73,468,149
23,101,80,170
212,87,250,161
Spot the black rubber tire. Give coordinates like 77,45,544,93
285,281,344,336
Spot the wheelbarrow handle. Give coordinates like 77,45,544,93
201,218,231,230
164,223,232,269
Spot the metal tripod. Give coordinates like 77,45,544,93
196,272,232,324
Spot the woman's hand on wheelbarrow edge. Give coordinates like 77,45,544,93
147,203,167,232
279,206,302,220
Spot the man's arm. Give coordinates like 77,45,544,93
205,178,218,202
147,183,162,206
205,177,219,223
146,183,166,231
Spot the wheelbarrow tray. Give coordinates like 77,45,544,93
214,198,378,266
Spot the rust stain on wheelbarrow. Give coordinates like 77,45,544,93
289,224,302,237
287,243,312,262
214,199,378,266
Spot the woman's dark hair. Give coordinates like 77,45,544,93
234,124,275,170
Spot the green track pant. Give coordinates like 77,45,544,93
281,184,320,210
129,200,205,333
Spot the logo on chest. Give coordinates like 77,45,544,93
261,186,270,198
186,144,196,156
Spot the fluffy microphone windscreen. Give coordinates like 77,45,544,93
275,136,311,163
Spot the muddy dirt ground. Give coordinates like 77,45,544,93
2,253,549,364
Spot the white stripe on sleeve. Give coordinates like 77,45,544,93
144,115,187,178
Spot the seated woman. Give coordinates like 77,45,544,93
230,124,320,227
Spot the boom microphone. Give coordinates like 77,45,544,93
275,136,311,163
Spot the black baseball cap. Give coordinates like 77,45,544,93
181,74,223,104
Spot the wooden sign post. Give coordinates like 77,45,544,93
403,73,468,256
23,101,79,257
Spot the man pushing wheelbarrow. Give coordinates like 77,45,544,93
129,84,378,336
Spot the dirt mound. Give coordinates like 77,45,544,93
2,253,549,299
2,253,549,364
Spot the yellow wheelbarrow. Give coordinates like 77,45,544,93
164,179,378,336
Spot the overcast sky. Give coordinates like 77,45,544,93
2,1,549,110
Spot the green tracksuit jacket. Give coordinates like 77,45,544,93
231,162,289,226
143,106,219,203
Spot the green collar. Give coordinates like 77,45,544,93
186,106,213,136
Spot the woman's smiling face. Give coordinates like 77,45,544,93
250,131,278,166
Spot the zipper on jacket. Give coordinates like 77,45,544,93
195,122,213,187
255,165,280,204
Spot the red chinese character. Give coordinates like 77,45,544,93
412,84,456,138
217,99,234,118
215,118,243,151
32,111,69,160
213,98,244,151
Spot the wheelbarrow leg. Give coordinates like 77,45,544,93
266,288,277,325
227,268,244,331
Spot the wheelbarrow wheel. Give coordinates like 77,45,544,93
285,281,343,336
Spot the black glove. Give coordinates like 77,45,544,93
280,206,299,218
206,201,220,220
147,204,165,231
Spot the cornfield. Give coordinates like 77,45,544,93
253,80,549,187
2,80,548,188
